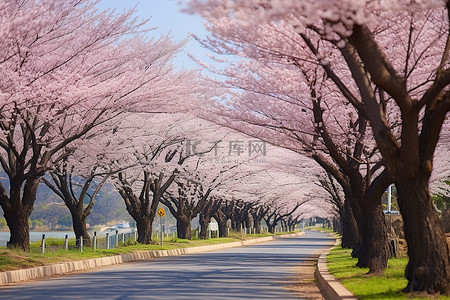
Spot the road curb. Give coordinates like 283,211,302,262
0,231,304,286
314,233,357,300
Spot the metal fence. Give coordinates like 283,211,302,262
39,230,137,254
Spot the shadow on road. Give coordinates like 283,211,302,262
0,231,335,299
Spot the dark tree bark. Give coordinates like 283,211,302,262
287,215,300,232
198,213,211,239
0,97,113,251
161,181,211,240
354,172,390,274
398,175,450,293
264,210,278,234
42,166,109,247
310,116,389,274
305,78,389,273
0,177,40,251
235,217,243,231
243,211,252,231
266,222,276,233
312,152,389,273
213,203,230,237
264,203,301,234
135,215,153,243
4,209,30,250
341,198,360,249
332,218,341,234
71,213,92,246
176,216,192,239
250,205,269,233
347,23,450,293
253,216,262,233
280,218,287,232
316,173,360,249
198,197,222,239
346,171,389,273
357,201,389,273
231,200,254,232
116,170,175,244
232,206,243,231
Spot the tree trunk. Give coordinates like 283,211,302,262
3,178,40,251
243,213,251,230
214,209,229,237
177,217,192,240
217,219,228,237
343,176,388,274
71,214,92,247
341,198,360,249
230,218,237,231
235,218,243,232
332,218,341,234
5,209,31,251
356,200,389,274
267,223,276,233
136,216,153,244
254,218,262,233
199,214,211,239
280,219,287,232
397,176,450,294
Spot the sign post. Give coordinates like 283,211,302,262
157,208,165,246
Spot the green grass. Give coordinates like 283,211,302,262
0,230,302,272
273,230,302,236
304,225,335,234
327,246,450,299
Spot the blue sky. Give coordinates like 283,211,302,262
97,0,208,69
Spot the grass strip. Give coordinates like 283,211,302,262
326,246,450,299
304,226,335,234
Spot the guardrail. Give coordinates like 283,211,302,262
39,230,137,254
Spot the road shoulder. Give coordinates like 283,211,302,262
314,233,357,300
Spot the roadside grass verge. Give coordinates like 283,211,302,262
304,226,335,234
0,230,301,272
274,230,302,236
327,246,450,299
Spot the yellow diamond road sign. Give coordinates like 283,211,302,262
157,208,165,217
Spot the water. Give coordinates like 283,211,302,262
0,231,75,247
0,229,134,247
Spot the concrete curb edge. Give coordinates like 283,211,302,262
314,233,357,300
0,231,305,286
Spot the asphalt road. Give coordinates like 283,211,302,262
0,230,334,299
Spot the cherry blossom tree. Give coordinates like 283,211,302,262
42,160,110,247
0,0,197,250
188,143,330,237
314,172,359,249
212,199,232,237
160,126,247,239
42,116,141,246
115,162,178,244
182,3,391,271
249,204,270,234
162,178,211,239
187,0,450,293
256,172,321,233
112,113,238,242
111,113,198,244
198,196,223,239
190,49,389,272
215,149,329,233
